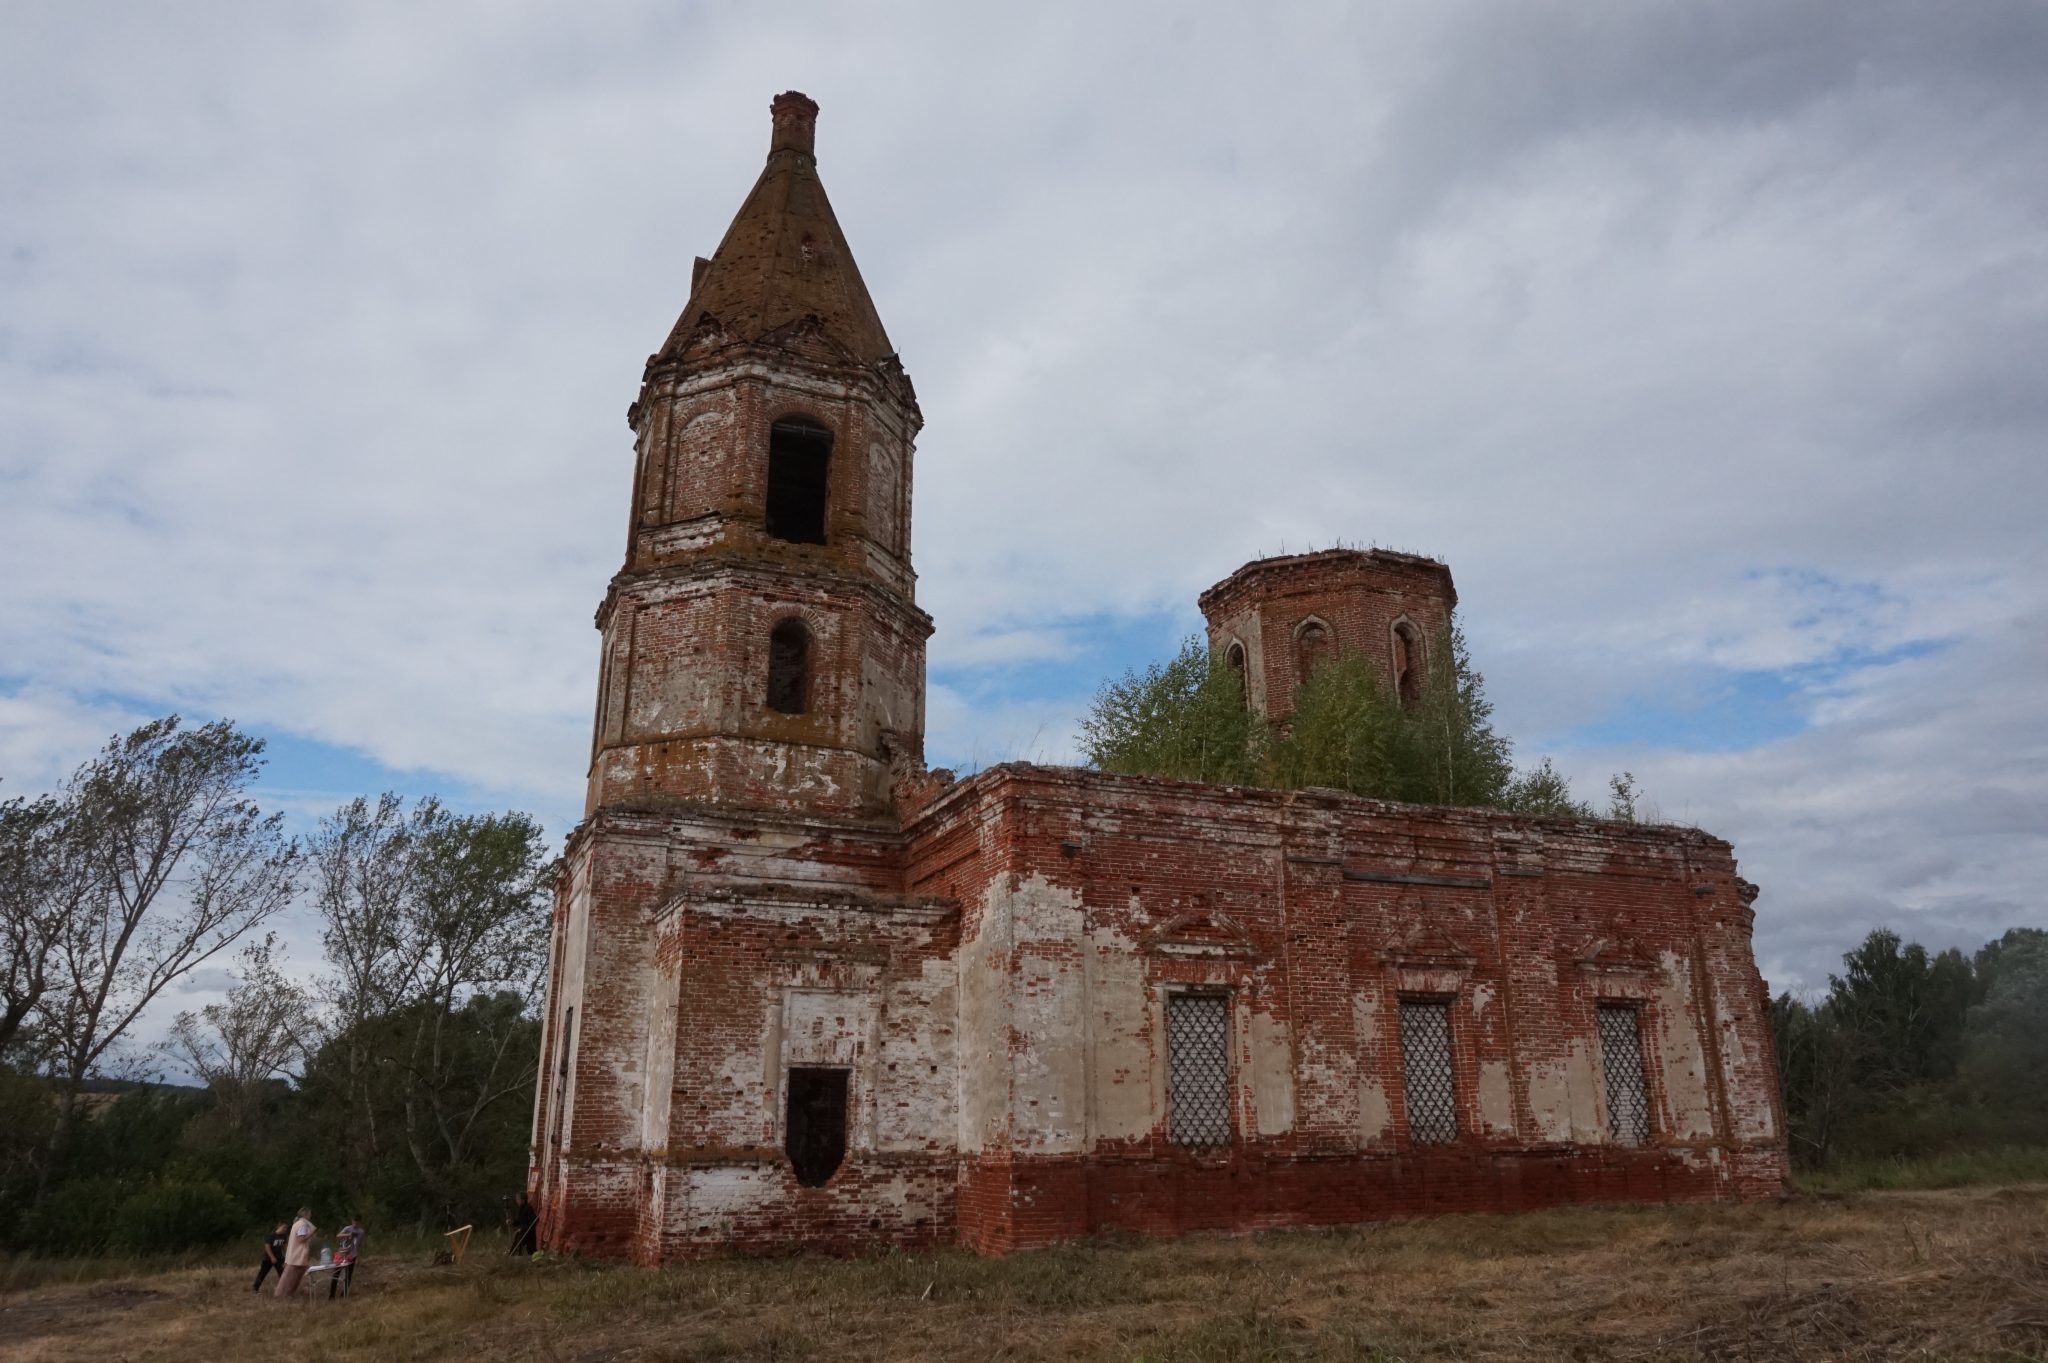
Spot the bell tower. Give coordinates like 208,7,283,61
587,91,929,821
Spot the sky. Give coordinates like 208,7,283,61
2,1,2045,1055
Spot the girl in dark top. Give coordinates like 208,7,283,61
252,1222,288,1292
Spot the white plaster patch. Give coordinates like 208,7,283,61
1526,1058,1573,1142
1655,951,1718,1141
1478,1059,1516,1136
1293,1033,1357,1142
875,956,959,1153
1565,1037,1603,1142
1360,1076,1392,1143
955,878,1015,1153
1248,1010,1296,1137
1009,874,1087,1154
1084,921,1155,1143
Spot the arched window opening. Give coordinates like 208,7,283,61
765,416,832,544
767,619,810,715
1392,621,1424,708
1295,621,1332,686
1225,641,1248,708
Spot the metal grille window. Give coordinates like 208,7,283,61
1166,993,1232,1147
1399,998,1459,1145
1597,1003,1652,1146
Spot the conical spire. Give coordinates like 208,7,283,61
660,92,894,366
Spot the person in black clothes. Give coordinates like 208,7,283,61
507,1192,539,1255
252,1221,288,1292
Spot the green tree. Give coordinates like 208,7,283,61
1501,758,1597,818
1266,648,1404,796
162,937,321,1131
1079,637,1257,785
0,793,95,1058
35,718,298,1193
1606,772,1641,823
1961,929,2048,1127
1826,928,1973,1095
1082,628,1546,813
1769,990,1857,1168
1379,623,1514,807
311,796,553,1212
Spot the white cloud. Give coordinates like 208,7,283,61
1,0,2043,1005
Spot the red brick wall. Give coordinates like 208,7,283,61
586,343,931,822
538,768,1786,1261
902,766,1787,1253
1199,549,1458,722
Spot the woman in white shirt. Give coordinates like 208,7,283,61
273,1208,316,1298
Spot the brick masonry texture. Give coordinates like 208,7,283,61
530,92,1789,1263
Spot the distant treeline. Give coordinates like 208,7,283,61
1,716,550,1255
1771,926,2048,1169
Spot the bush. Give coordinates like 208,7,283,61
1080,628,1529,812
111,1178,245,1254
15,1176,130,1255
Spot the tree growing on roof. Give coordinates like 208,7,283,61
1082,629,1585,816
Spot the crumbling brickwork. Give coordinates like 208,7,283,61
1199,549,1458,722
531,92,1789,1263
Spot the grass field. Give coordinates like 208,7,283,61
4,1185,2045,1363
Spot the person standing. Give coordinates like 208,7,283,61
507,1192,538,1256
274,1207,316,1298
252,1222,288,1293
327,1214,364,1299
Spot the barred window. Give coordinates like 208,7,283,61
1399,998,1458,1145
1166,993,1232,1147
1597,1003,1652,1146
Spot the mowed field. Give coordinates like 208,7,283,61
4,1186,2045,1363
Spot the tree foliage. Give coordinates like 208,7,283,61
0,793,93,1057
1081,630,1587,814
0,719,555,1251
310,795,553,1203
0,717,299,1197
1770,926,2048,1169
1079,637,1258,785
163,937,321,1131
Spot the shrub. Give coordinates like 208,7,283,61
111,1178,245,1254
15,1176,131,1255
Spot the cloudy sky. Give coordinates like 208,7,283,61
3,1,2044,1040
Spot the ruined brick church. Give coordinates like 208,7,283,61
530,93,1788,1260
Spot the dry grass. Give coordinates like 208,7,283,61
4,1186,2045,1362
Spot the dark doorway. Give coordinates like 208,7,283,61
785,1066,849,1187
766,416,832,544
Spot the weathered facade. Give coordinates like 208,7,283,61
531,93,1788,1261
